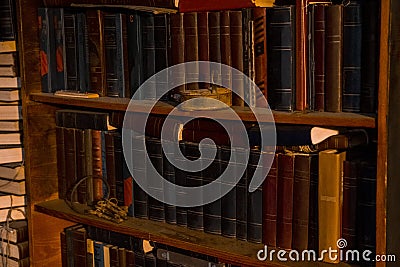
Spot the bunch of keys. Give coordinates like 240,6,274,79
87,198,129,224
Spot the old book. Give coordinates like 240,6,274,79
0,0,16,41
105,131,117,200
325,5,343,112
0,241,28,259
38,8,56,93
247,148,262,243
0,65,16,76
208,11,221,91
252,8,267,105
93,240,105,267
62,127,78,202
91,130,104,202
0,257,29,267
183,12,199,91
0,121,21,132
342,1,362,112
0,163,24,180
163,140,176,224
235,147,248,241
262,153,278,247
86,9,106,96
169,13,185,95
276,153,295,249
104,13,129,98
126,250,135,267
0,132,21,145
266,6,296,111
221,146,236,238
220,11,232,91
292,153,318,250
0,176,25,195
178,0,274,12
53,8,67,91
318,149,346,263
296,0,309,111
64,11,79,91
0,206,25,222
141,12,156,99
0,104,21,121
197,12,210,90
75,128,87,204
132,133,148,219
0,77,19,88
86,238,94,267
0,41,16,53
76,12,91,93
230,10,244,107
0,220,28,244
154,13,170,100
0,193,25,208
0,89,19,102
360,0,380,113
127,11,143,97
55,109,116,131
175,141,187,226
0,53,16,65
0,146,22,164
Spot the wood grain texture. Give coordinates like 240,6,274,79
30,93,376,127
35,199,355,267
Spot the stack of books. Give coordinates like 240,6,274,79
0,0,29,266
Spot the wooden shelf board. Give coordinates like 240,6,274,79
35,199,354,267
30,93,376,128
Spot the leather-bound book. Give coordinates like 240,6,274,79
163,140,176,224
185,142,204,231
325,5,343,112
277,153,294,249
127,250,136,267
342,1,362,113
175,141,187,226
170,13,185,95
118,248,127,267
145,252,157,267
292,153,318,250
183,13,199,91
342,160,359,254
56,126,67,200
266,6,296,111
208,11,221,86
63,10,79,91
72,227,88,267
154,14,170,100
132,134,148,219
318,149,346,263
105,131,117,199
312,4,327,111
197,12,210,90
220,146,236,238
104,13,129,97
123,153,134,216
220,11,232,90
247,148,262,243
179,0,274,12
360,0,380,113
75,128,87,204
127,12,143,97
308,151,319,251
262,153,278,247
146,136,165,222
63,127,78,202
91,130,103,202
60,231,67,267
86,9,106,96
315,129,369,151
110,246,119,267
0,0,16,41
55,109,114,131
235,147,248,240
230,10,244,107
76,12,91,93
296,0,309,111
141,12,156,99
203,144,222,235
252,8,267,105
53,8,67,91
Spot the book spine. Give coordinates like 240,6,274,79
61,231,68,267
64,128,78,202
170,13,185,95
360,0,379,113
197,12,210,90
86,238,94,267
296,0,308,111
146,137,165,222
208,11,221,87
183,12,199,91
93,241,105,267
127,12,143,98
0,0,16,41
221,146,236,238
163,140,177,224
76,128,87,204
92,130,103,202
76,12,91,93
262,153,278,247
64,11,79,91
123,146,134,217
220,11,232,90
266,6,296,111
105,132,117,199
38,8,56,93
53,8,67,91
56,126,67,199
325,5,343,113
235,147,248,240
313,4,326,111
132,134,148,219
175,141,187,226
141,13,157,99
72,227,88,267
86,9,106,96
247,148,262,243
109,246,119,267
308,152,319,251
154,14,169,100
230,10,244,107
252,8,267,107
277,153,294,249
203,145,222,235
342,2,362,113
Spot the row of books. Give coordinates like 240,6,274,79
55,109,376,264
61,224,236,267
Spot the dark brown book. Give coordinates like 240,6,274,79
0,220,28,243
252,8,267,105
170,13,185,95
110,246,119,267
296,0,309,111
220,11,232,91
230,10,244,107
316,129,369,151
325,5,343,112
71,227,88,267
197,12,210,90
208,11,221,87
277,153,294,249
262,153,278,247
126,250,136,267
105,131,117,199
86,9,106,96
292,153,318,250
342,160,359,252
183,12,199,90
56,126,67,200
75,128,87,204
92,130,103,202
64,127,78,202
84,129,94,205
60,231,67,267
312,4,327,111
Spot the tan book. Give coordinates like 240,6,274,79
0,41,16,53
318,149,346,263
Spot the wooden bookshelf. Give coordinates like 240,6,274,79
30,92,376,127
35,199,354,267
15,0,399,266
